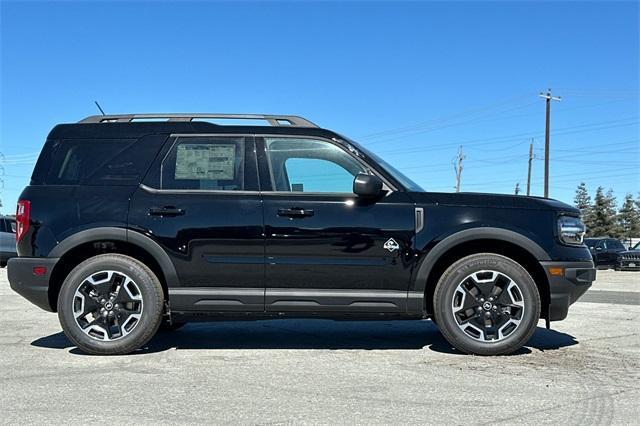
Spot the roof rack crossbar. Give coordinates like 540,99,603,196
79,113,318,127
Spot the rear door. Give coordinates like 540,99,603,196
257,135,416,314
128,134,265,312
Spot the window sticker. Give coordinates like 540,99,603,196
175,144,236,180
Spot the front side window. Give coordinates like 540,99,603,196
608,240,625,250
161,136,245,190
264,138,366,193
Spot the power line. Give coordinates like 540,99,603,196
358,94,637,144
369,116,638,156
358,93,536,140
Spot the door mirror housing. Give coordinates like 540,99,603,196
353,173,383,197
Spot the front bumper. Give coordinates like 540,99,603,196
619,258,640,271
541,260,596,321
7,257,59,312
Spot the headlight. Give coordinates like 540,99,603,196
557,215,586,246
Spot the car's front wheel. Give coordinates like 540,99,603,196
57,254,164,355
433,253,540,355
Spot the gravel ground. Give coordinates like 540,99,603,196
0,268,638,425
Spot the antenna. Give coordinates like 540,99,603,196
94,101,106,116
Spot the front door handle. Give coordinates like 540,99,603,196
277,207,314,218
149,206,185,217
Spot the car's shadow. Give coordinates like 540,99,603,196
31,319,578,356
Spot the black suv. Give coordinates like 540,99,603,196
618,242,640,271
584,238,627,269
8,113,596,355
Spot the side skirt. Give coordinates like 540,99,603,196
168,287,426,318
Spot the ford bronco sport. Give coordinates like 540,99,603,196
8,113,596,355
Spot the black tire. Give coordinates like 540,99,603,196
159,319,186,332
57,254,164,355
433,253,540,356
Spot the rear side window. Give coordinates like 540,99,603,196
160,136,245,190
43,136,167,185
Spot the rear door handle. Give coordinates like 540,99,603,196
277,207,314,218
149,206,185,217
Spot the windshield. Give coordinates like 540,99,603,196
344,137,424,192
584,239,599,249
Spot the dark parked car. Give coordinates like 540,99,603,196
618,241,640,271
8,113,595,356
0,216,17,267
584,238,627,269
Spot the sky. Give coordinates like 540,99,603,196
1,0,638,214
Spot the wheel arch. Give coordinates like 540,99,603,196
48,227,178,311
414,228,551,319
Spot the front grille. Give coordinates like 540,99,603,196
621,253,640,260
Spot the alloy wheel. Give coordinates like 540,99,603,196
72,270,144,341
451,270,525,342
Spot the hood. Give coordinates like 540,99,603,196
409,191,579,213
620,248,640,255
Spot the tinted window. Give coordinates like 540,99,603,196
584,239,598,249
44,137,165,185
0,220,5,233
265,138,365,193
161,136,245,190
608,240,625,250
7,219,16,233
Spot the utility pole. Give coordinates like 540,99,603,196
539,89,561,198
526,139,534,196
452,146,465,193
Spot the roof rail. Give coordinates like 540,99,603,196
78,113,318,127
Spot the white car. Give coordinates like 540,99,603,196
0,216,17,267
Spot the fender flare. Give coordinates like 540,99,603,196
412,227,550,293
49,227,178,287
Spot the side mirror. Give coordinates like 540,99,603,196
353,173,383,198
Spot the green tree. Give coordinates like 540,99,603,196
588,187,618,237
574,183,593,228
617,193,640,239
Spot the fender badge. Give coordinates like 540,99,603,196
384,238,400,253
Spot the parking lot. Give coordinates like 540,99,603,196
0,269,638,425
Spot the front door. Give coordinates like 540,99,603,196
257,136,415,314
128,134,264,312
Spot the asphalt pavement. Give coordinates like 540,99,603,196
0,269,638,425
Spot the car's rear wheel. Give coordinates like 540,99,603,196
57,254,164,355
433,253,540,355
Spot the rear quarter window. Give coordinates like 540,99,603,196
41,135,167,185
